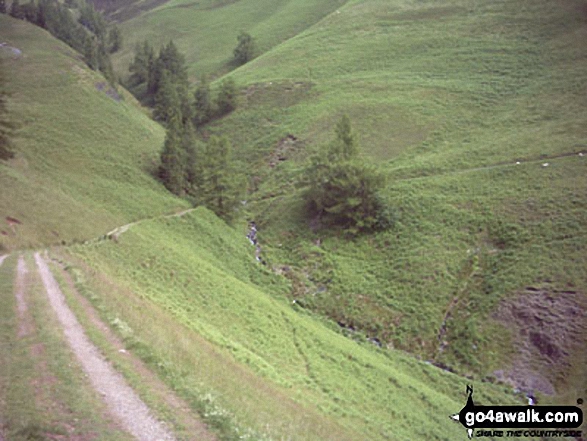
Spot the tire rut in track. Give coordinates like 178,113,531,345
33,252,176,441
15,256,33,338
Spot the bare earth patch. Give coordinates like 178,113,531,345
34,252,176,441
493,287,587,395
15,256,32,338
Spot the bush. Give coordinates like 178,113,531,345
233,31,256,65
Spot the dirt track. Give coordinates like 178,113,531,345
34,252,176,441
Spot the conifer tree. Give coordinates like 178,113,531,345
35,0,47,28
159,114,186,195
216,77,237,116
193,76,213,126
22,0,37,23
108,25,122,53
233,31,256,65
333,113,358,160
128,40,154,87
196,136,243,219
83,37,99,70
97,42,116,85
305,115,388,232
153,70,181,124
10,0,24,19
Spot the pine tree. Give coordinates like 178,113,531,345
35,0,47,27
128,40,154,87
233,31,256,65
216,77,237,116
22,0,37,23
153,70,182,124
10,0,24,19
333,114,358,160
197,136,243,219
97,42,116,85
182,122,199,189
156,40,188,93
193,76,213,126
108,25,122,53
304,115,388,232
83,36,99,70
159,115,186,195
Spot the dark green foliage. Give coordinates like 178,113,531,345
127,40,193,125
128,40,154,87
216,77,237,116
10,0,116,86
332,114,358,160
233,31,256,65
78,0,106,39
194,136,244,219
157,40,188,89
108,25,122,53
0,0,6,14
158,115,186,195
10,0,24,19
153,70,181,124
83,37,99,70
193,76,213,126
34,0,47,27
304,116,389,232
22,1,36,22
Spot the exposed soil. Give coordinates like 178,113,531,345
15,256,32,338
95,82,122,102
493,287,587,395
54,261,216,441
268,134,300,168
34,252,176,441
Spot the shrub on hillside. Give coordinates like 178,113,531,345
233,31,256,65
304,115,391,233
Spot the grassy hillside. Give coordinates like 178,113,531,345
2,0,586,438
58,207,523,440
195,0,587,401
0,15,187,251
0,14,523,441
111,0,348,79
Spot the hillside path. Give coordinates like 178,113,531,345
105,207,197,241
33,252,176,441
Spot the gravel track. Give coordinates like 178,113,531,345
34,252,176,441
15,256,31,338
0,255,7,441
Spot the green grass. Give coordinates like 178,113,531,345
0,16,187,251
189,0,587,388
112,0,348,80
0,254,131,440
58,207,530,441
1,0,586,439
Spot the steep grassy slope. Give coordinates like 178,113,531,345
0,15,187,251
0,14,524,441
60,207,522,440
196,0,587,399
111,0,348,79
